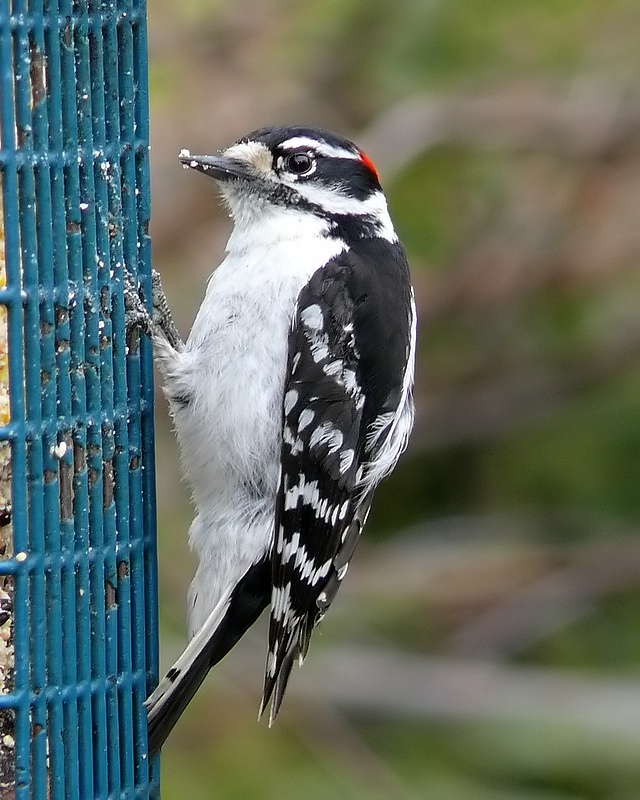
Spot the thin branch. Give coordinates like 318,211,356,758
362,81,640,180
448,536,640,658
288,646,640,737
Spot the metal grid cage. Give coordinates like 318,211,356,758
0,0,159,796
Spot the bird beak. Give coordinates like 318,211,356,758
178,151,253,182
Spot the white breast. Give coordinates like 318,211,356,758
161,210,345,634
175,215,345,508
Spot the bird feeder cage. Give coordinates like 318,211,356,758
0,0,159,796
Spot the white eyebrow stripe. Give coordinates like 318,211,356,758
279,137,360,161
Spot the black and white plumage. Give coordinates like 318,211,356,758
141,125,416,755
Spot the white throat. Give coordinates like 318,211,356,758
223,196,333,254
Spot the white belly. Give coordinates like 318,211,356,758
161,229,345,634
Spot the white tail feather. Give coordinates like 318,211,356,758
146,585,234,721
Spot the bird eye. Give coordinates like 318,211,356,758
284,152,314,176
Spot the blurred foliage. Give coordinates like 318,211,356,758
148,0,640,796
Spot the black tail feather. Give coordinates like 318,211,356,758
147,557,270,756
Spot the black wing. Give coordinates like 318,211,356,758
261,238,414,721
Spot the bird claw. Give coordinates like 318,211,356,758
124,271,154,338
124,270,183,349
150,269,182,349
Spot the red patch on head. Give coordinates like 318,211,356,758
358,149,380,182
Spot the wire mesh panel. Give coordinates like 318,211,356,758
0,0,159,797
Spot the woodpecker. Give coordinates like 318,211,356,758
135,125,416,755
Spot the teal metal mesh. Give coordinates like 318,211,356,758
0,0,159,796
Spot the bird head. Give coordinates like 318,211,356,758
179,125,396,242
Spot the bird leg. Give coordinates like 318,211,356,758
124,269,183,350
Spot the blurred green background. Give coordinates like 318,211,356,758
147,0,640,797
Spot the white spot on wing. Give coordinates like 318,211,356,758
284,389,298,416
310,340,329,363
284,477,304,510
298,408,314,431
323,360,343,377
302,479,321,507
295,549,332,585
339,449,355,474
310,422,344,454
282,531,300,563
272,582,292,621
343,368,359,395
313,559,332,584
283,425,295,446
300,304,324,331
285,476,329,512
276,525,285,554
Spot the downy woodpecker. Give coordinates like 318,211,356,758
134,125,416,755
